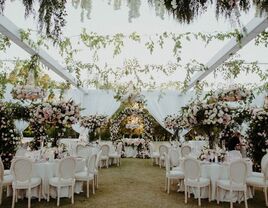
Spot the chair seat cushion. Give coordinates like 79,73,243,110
167,170,184,179
49,177,75,187
75,171,94,181
151,152,160,158
217,179,246,191
109,153,120,158
172,167,183,172
100,156,108,160
246,176,268,187
3,174,13,185
251,172,264,178
185,177,210,187
4,170,11,175
13,177,41,189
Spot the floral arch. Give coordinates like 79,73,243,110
110,108,154,141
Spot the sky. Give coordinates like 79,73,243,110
0,0,267,91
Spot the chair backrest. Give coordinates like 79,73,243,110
116,143,123,155
264,161,268,181
58,157,76,180
95,150,102,169
87,154,97,175
261,153,268,172
76,144,89,157
164,153,171,174
148,143,154,156
169,148,180,167
229,159,247,184
183,157,201,180
159,145,168,157
0,157,4,182
181,145,191,158
15,147,28,157
11,158,32,182
228,150,242,161
100,144,110,157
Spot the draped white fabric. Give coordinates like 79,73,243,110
142,91,194,133
14,119,29,134
71,124,89,142
81,89,121,116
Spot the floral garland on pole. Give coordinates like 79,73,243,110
30,100,80,146
110,108,153,141
247,108,268,171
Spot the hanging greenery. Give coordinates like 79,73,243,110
0,0,67,39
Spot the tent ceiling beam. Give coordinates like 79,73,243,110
0,15,87,94
185,17,268,91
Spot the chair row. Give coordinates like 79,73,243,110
164,153,268,208
0,153,101,208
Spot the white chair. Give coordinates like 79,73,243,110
0,158,12,205
11,158,41,208
75,154,96,197
251,153,268,178
76,144,89,158
181,145,191,158
247,161,268,207
15,147,28,157
148,142,160,165
184,157,210,206
100,144,110,168
216,159,248,208
0,157,11,177
169,148,180,167
94,150,102,189
159,145,168,168
164,153,184,194
109,143,122,167
48,157,76,206
228,150,242,161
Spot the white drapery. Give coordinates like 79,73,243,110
14,119,29,135
142,90,195,134
81,89,121,116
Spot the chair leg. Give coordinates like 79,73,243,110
167,178,170,194
184,184,187,204
71,185,74,204
264,187,268,206
198,187,201,206
96,175,99,189
92,180,95,194
57,187,60,206
0,186,2,205
87,181,89,198
230,190,233,208
217,186,219,204
12,188,16,208
39,185,41,202
28,188,31,208
244,189,248,208
47,185,50,202
164,178,167,191
208,185,211,202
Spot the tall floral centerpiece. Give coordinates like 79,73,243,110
80,115,108,141
247,108,268,170
180,101,233,149
31,100,80,146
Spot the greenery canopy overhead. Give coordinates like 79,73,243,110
0,0,268,40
